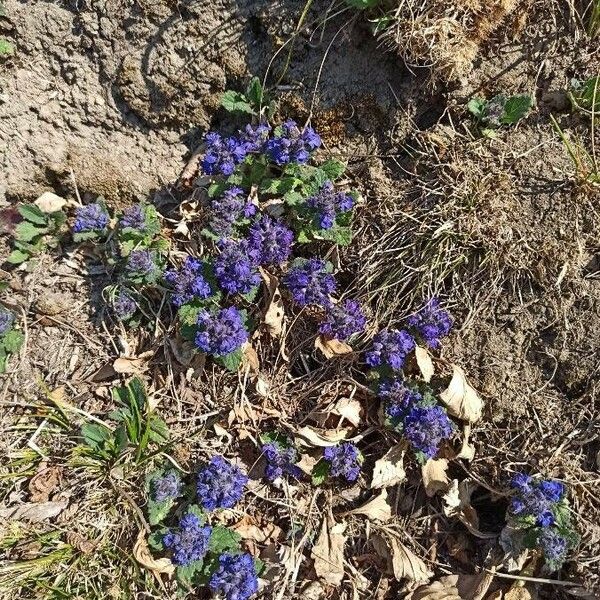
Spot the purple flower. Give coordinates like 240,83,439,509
306,181,354,230
538,529,568,565
209,553,259,600
209,187,257,237
125,249,161,281
201,132,248,176
539,480,565,503
112,290,136,320
247,216,294,266
265,120,321,165
163,513,211,566
262,442,302,481
283,259,336,307
537,510,555,528
407,298,452,349
324,442,361,482
403,404,454,458
511,473,533,494
152,472,182,502
240,123,271,153
119,204,146,230
214,240,261,295
195,307,248,357
0,308,15,336
379,379,423,421
319,299,366,341
509,476,566,528
72,203,109,233
196,455,248,511
164,257,212,307
365,329,415,370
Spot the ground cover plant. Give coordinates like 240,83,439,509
1,1,599,599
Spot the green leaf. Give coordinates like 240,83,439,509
320,159,346,181
6,249,30,264
148,497,175,526
215,348,243,372
241,286,259,303
501,94,533,125
73,230,100,243
467,97,486,119
81,422,112,450
148,414,169,444
316,225,353,246
128,377,147,411
221,90,254,115
208,526,242,554
2,330,23,353
246,77,264,107
15,221,48,243
0,38,13,56
296,229,312,244
254,557,265,575
185,505,206,521
0,352,7,374
176,560,204,589
147,528,168,551
113,424,129,454
571,76,600,113
311,460,329,486
283,191,305,207
18,204,47,225
178,303,202,326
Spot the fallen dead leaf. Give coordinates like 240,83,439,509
372,533,433,583
242,342,260,374
133,530,175,576
0,499,68,523
415,346,435,382
261,270,284,337
168,336,196,366
302,581,326,600
440,365,483,423
371,444,406,489
232,515,283,544
256,377,270,397
456,569,496,600
504,584,537,600
443,479,496,539
486,592,503,600
311,513,347,587
297,453,319,475
66,531,96,554
405,575,461,599
456,424,476,461
296,425,353,448
331,397,363,427
347,489,392,522
28,465,61,503
113,352,153,374
422,458,450,497
314,335,353,359
35,191,67,213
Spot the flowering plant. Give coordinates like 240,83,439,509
0,307,23,373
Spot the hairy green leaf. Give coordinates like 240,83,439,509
311,460,330,486
221,90,254,115
208,525,242,554
18,204,47,225
148,497,175,526
6,249,30,264
215,348,243,372
501,94,533,124
15,221,48,243
2,329,23,353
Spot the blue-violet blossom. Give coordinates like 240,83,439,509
72,203,109,233
125,249,160,279
209,552,259,600
163,513,211,566
164,257,212,307
323,442,361,482
112,290,137,320
152,472,182,502
283,259,336,307
403,404,454,458
379,379,423,421
202,132,248,176
247,215,294,266
195,307,248,357
407,298,452,349
306,181,353,229
0,309,15,336
319,299,366,341
265,120,321,165
119,204,146,230
209,187,257,237
262,442,302,481
196,455,248,511
214,240,260,295
365,329,415,370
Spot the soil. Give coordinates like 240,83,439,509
1,0,600,599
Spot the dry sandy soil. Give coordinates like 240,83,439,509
1,0,599,599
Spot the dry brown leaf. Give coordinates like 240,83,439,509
296,425,353,447
311,513,347,587
372,533,433,582
242,342,260,374
232,515,283,544
28,465,61,503
314,335,353,359
35,192,67,213
347,489,392,522
504,584,537,600
440,365,483,423
0,499,68,523
456,569,496,600
261,270,284,337
66,531,96,554
422,458,450,497
256,377,270,397
443,479,496,539
168,336,196,366
371,444,406,489
486,592,503,600
297,453,319,475
415,346,435,382
133,530,175,576
331,397,363,427
456,424,476,461
405,575,461,599
113,354,151,374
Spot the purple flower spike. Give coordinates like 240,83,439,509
403,404,454,458
538,529,568,564
214,240,261,295
306,181,354,230
152,472,182,502
209,553,259,600
125,249,160,280
112,290,137,320
0,308,15,336
195,307,248,357
379,379,423,421
265,120,321,165
163,512,211,566
209,187,257,237
323,442,361,482
319,299,366,341
283,259,336,307
201,132,248,176
247,215,294,266
196,455,248,511
365,329,415,370
539,480,565,503
407,298,452,349
119,204,146,230
164,256,212,307
72,203,109,233
262,442,302,481
240,123,271,153
509,475,567,529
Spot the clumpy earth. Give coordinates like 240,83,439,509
1,0,600,599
